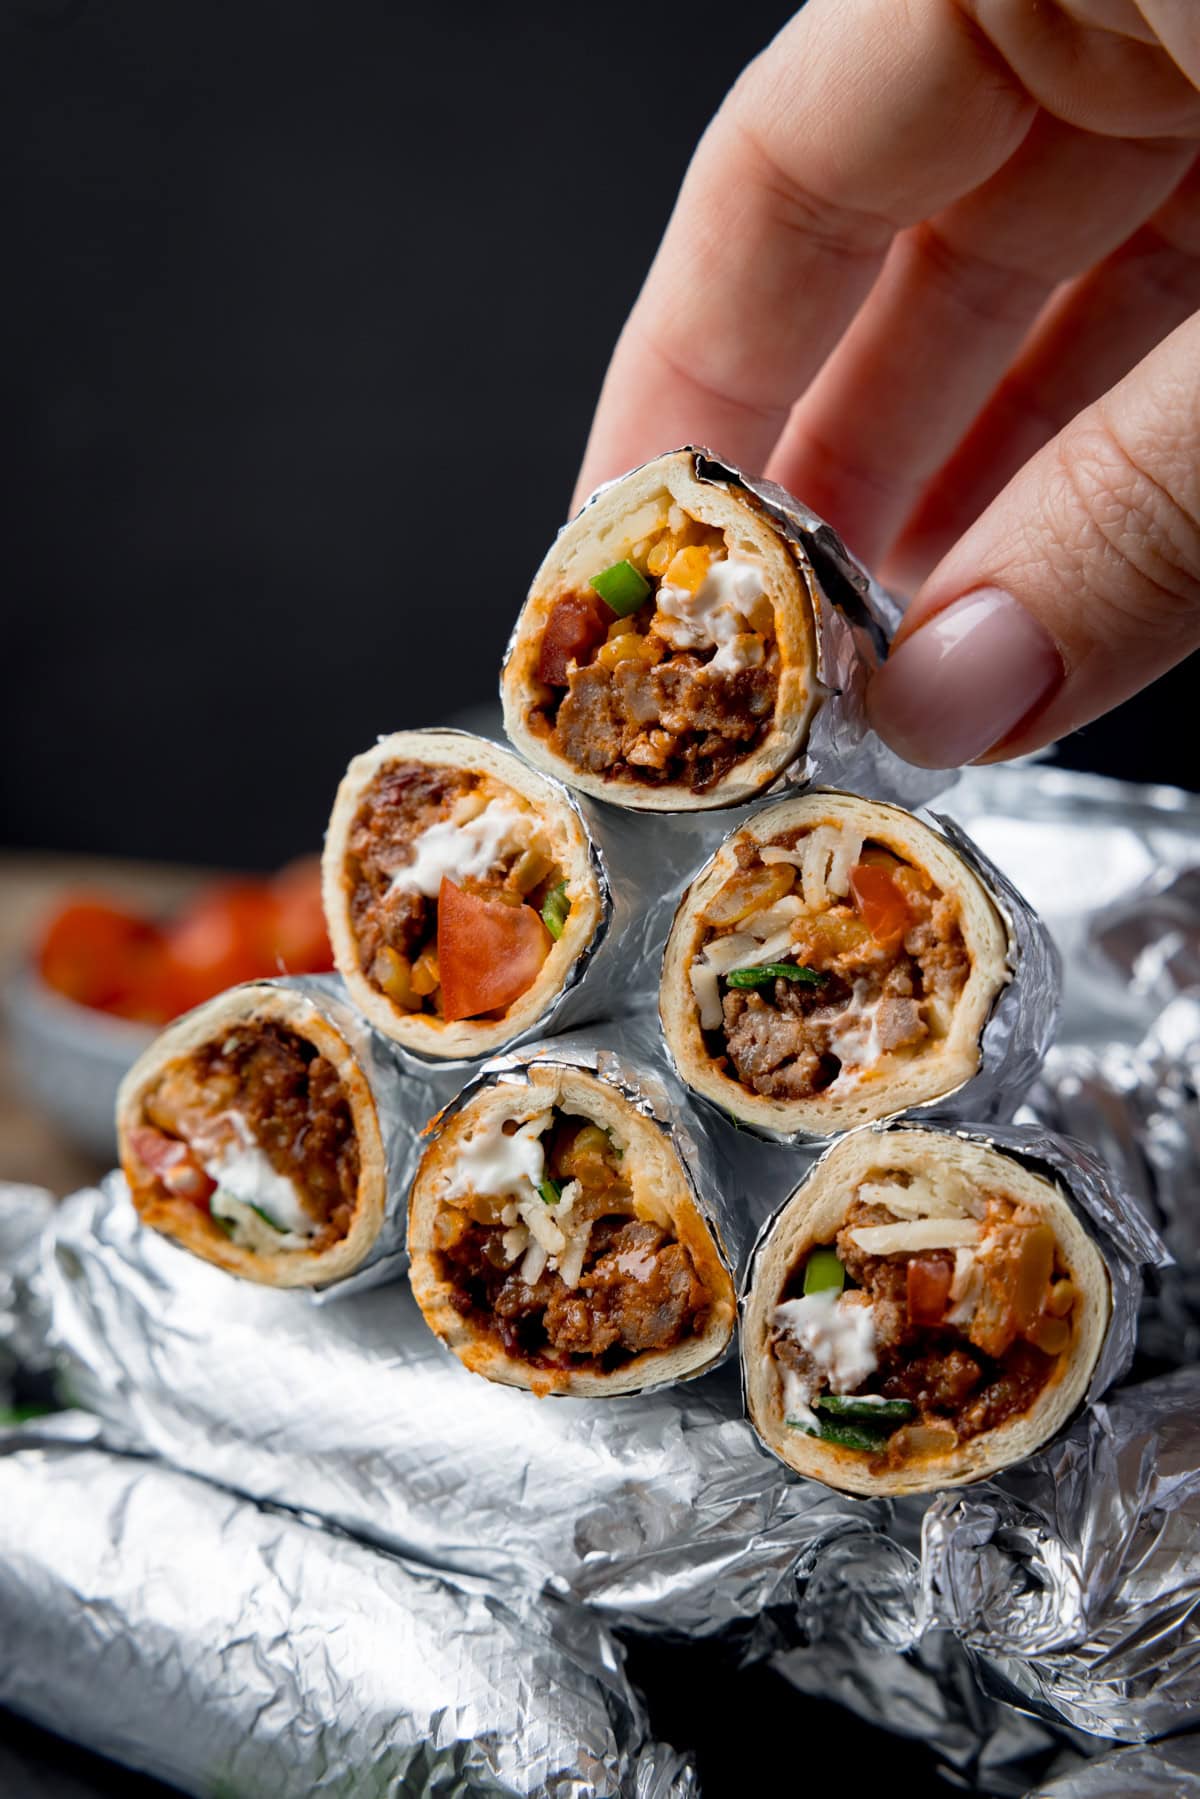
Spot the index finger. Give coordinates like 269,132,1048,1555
571,0,1199,510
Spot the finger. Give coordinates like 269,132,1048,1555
571,0,1037,508
886,154,1200,590
866,311,1200,768
764,118,1192,567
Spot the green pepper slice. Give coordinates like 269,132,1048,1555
726,963,826,990
815,1395,915,1423
541,881,570,940
589,559,651,616
538,1177,563,1207
802,1246,845,1296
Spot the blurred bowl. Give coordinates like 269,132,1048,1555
5,967,156,1163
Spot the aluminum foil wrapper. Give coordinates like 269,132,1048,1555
38,1170,881,1640
501,446,954,815
0,1182,54,1389
0,1429,696,1799
1031,1733,1200,1797
923,1365,1200,1742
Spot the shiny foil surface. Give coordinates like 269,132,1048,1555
1031,1733,1200,1797
0,1429,695,1799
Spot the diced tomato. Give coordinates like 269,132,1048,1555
536,593,610,685
906,1255,953,1327
437,877,551,1022
126,1125,215,1208
38,898,163,1012
269,857,335,973
161,881,280,1012
849,861,911,947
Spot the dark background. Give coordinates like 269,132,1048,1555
1,0,1194,879
0,2,1190,1793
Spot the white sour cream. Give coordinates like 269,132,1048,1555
654,556,769,674
201,1125,317,1242
772,1290,877,1431
389,796,527,899
442,1113,603,1292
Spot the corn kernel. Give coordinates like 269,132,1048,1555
410,947,440,997
372,945,417,1010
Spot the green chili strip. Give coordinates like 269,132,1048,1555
725,963,825,990
802,1246,845,1295
541,881,570,940
538,1177,563,1207
589,559,651,616
815,1395,915,1423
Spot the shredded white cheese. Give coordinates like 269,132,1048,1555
799,825,865,911
654,556,770,674
846,1218,983,1256
388,794,528,899
772,1290,877,1432
688,924,800,1029
442,1119,597,1291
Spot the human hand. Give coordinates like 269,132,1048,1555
573,1,1200,768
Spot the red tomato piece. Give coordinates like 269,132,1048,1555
437,877,551,1022
269,857,335,974
126,1125,215,1207
161,881,280,1012
537,593,610,685
37,897,162,1012
907,1255,953,1327
849,861,911,947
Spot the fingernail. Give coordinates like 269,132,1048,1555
867,588,1063,768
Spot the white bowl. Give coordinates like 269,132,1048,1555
5,969,156,1163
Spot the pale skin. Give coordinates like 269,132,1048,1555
572,0,1200,770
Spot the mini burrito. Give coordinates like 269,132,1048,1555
117,982,390,1287
743,1126,1110,1496
322,729,606,1058
660,791,1010,1136
501,448,820,810
408,1059,737,1396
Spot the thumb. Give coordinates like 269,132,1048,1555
866,311,1200,768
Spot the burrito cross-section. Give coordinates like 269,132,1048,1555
117,983,388,1287
501,449,820,810
322,729,606,1058
408,1060,737,1395
661,791,1011,1136
742,1126,1111,1496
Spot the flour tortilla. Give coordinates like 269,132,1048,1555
742,1126,1111,1496
660,790,1011,1135
408,1061,737,1396
322,729,605,1058
501,448,821,811
116,983,387,1289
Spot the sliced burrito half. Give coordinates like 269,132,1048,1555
117,983,386,1287
408,1060,736,1396
742,1126,1110,1496
501,448,820,810
660,791,1010,1135
322,729,606,1058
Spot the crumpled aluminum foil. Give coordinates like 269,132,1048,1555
501,447,954,815
41,1166,885,1639
922,1365,1200,1743
1030,1733,1200,1797
657,795,1060,1148
0,1428,696,1799
0,1182,55,1388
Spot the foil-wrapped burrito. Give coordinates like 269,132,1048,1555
115,975,443,1288
741,1122,1164,1496
406,1034,755,1397
43,1177,881,1638
501,446,950,814
660,789,1056,1141
321,728,614,1060
922,1365,1200,1741
0,1429,696,1799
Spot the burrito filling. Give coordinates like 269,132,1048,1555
768,1162,1079,1470
432,1110,715,1372
127,1022,359,1253
690,822,969,1100
346,760,569,1024
530,508,778,792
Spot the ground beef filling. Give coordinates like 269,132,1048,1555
528,517,780,792
773,1193,1075,1471
703,835,969,1102
434,1119,713,1373
141,1022,360,1247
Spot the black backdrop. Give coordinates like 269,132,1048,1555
2,0,1193,874
1,4,1193,1794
